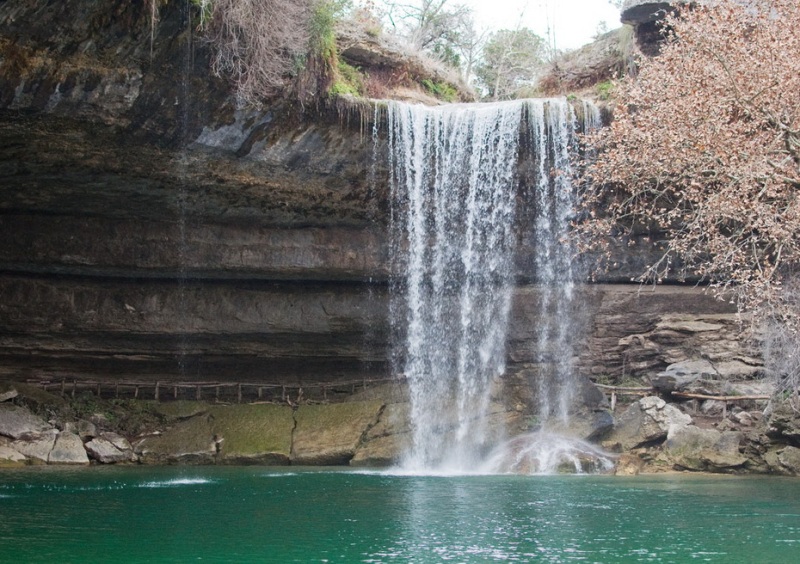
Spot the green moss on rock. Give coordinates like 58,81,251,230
134,415,215,465
210,404,294,465
292,401,384,465
154,400,210,421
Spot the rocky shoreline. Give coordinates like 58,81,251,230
3,377,799,476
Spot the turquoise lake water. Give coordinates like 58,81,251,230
1,467,798,563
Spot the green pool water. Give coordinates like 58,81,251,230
1,467,798,563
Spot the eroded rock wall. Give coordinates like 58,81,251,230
0,1,759,396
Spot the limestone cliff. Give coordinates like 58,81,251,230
0,1,789,474
0,0,756,386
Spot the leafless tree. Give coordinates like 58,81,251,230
580,0,800,323
204,0,314,106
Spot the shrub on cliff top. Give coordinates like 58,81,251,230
202,0,314,106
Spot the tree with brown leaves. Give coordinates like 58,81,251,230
581,0,800,323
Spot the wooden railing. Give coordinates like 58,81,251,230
27,377,399,404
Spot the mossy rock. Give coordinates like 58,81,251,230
292,401,384,465
154,401,210,421
134,415,215,465
10,383,68,409
210,404,294,465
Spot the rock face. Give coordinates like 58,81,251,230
292,402,384,465
0,404,52,439
665,426,747,471
85,433,136,464
604,396,692,451
11,429,58,463
49,431,90,465
0,0,778,471
621,0,689,56
134,416,217,465
621,1,675,24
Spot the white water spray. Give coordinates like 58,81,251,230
386,98,603,473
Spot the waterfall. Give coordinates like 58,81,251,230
386,98,600,473
531,100,601,425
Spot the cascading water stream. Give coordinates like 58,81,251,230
388,101,523,471
532,100,602,425
386,98,607,474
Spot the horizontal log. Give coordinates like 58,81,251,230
595,384,655,393
670,391,771,401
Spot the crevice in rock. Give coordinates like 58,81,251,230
289,407,299,466
354,402,386,452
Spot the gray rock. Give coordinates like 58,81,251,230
0,444,26,465
766,402,800,441
49,432,89,465
715,360,763,380
11,429,58,463
604,396,692,451
621,1,675,25
732,411,755,427
86,436,132,464
64,420,97,440
700,400,726,416
101,432,133,453
0,383,18,402
0,404,52,439
777,446,800,475
651,359,718,393
547,410,615,442
666,425,747,471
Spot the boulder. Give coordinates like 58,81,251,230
766,402,800,442
64,419,98,440
614,453,643,476
545,410,614,442
48,432,89,465
0,444,26,466
11,429,58,463
0,383,17,402
777,446,800,476
732,411,756,427
102,432,134,453
700,400,727,417
0,404,52,439
604,396,692,451
665,426,747,471
292,401,384,465
651,359,718,393
86,433,136,464
134,416,216,465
